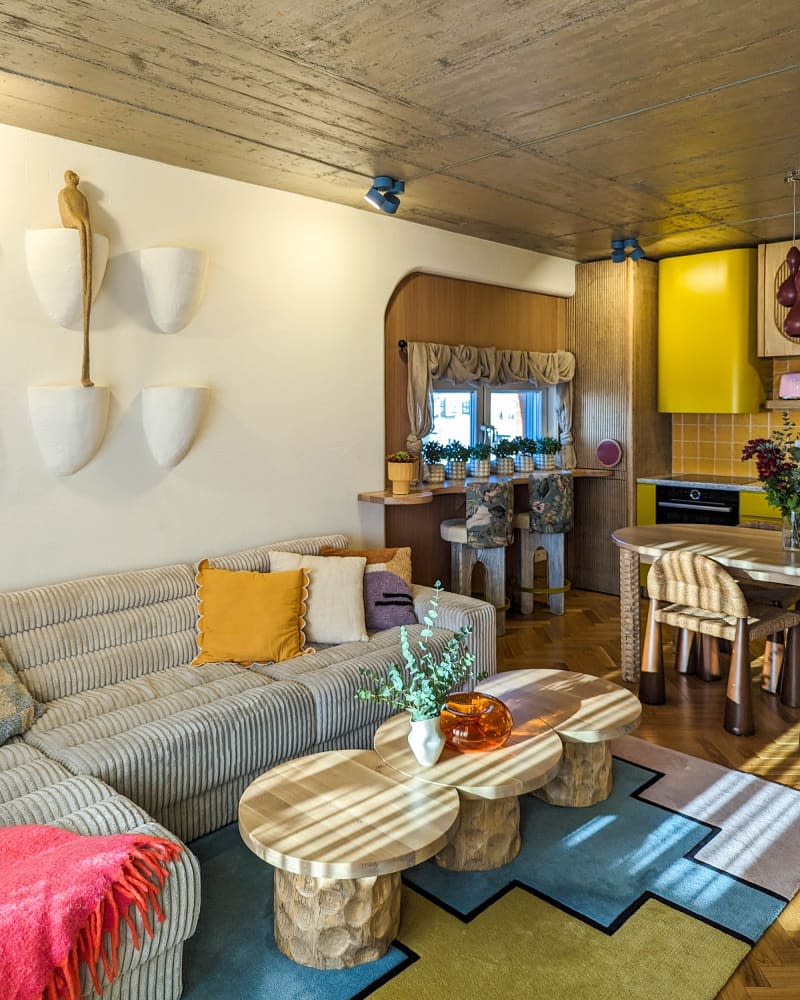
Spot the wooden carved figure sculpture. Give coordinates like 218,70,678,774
57,170,94,387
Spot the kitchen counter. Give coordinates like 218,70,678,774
637,473,763,493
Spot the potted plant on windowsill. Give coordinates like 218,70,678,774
468,442,491,478
422,439,447,483
386,450,417,495
444,440,470,480
355,583,481,765
535,436,561,470
514,436,537,473
493,437,517,476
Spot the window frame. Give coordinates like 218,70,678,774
427,379,553,447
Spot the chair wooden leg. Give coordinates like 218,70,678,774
725,619,754,736
673,629,697,675
779,625,800,708
639,599,665,705
762,631,786,694
697,635,724,681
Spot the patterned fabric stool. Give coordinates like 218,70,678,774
440,480,514,636
514,471,573,616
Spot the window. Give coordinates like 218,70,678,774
425,382,549,447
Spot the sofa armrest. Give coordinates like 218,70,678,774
411,585,496,684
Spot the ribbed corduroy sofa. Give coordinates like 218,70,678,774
0,740,200,999
0,533,495,999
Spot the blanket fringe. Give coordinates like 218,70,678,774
40,837,181,1000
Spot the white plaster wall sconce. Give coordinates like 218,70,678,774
141,385,209,467
27,385,110,476
24,229,109,327
139,247,208,333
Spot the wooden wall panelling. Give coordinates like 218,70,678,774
566,259,669,595
383,272,567,589
569,477,626,595
627,258,671,523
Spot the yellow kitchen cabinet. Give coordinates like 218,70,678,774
636,483,657,525
636,483,657,586
757,239,800,357
659,249,764,413
739,488,781,525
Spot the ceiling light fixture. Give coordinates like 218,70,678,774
364,176,405,214
611,237,645,263
777,168,800,337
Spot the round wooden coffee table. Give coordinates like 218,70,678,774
238,748,459,969
373,668,642,871
478,669,642,807
373,708,563,872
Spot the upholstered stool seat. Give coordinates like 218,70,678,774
440,480,514,636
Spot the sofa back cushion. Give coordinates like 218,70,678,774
0,535,348,703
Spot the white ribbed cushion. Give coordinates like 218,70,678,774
440,519,467,543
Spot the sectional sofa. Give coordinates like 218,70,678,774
0,533,496,999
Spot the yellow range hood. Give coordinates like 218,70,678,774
658,248,764,413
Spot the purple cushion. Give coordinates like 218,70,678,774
363,572,417,631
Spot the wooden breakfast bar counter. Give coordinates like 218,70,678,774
359,468,615,594
357,468,613,505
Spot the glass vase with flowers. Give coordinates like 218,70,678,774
742,413,800,550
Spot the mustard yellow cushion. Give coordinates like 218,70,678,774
192,560,308,666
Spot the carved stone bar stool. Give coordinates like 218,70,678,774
640,550,800,736
440,479,514,636
513,471,573,616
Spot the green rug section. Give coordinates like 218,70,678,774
377,887,749,1000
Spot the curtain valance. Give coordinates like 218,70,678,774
406,342,577,469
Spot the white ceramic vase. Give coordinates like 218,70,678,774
25,229,109,327
407,716,445,766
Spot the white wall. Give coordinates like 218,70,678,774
0,123,575,589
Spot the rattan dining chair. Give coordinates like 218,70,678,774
639,550,800,736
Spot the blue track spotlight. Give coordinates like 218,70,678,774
611,237,645,262
364,176,405,214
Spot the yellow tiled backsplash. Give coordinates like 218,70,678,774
672,361,800,479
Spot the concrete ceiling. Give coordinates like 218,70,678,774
1,0,799,261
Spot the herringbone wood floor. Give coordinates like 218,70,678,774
498,590,800,1000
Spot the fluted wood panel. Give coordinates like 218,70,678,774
383,272,566,588
566,259,670,594
566,262,628,471
570,477,626,594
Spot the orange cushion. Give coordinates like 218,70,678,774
192,560,308,667
318,546,412,584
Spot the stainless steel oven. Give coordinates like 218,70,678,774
655,484,739,525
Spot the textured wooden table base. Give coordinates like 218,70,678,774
273,870,401,969
435,794,521,870
533,739,613,807
619,546,642,682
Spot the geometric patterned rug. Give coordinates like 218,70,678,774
183,737,800,1000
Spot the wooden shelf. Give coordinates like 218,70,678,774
765,399,800,410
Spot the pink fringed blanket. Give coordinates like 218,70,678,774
0,824,181,1000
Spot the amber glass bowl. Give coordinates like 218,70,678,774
440,692,514,752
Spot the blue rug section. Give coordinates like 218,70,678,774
182,824,410,1000
403,758,786,943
